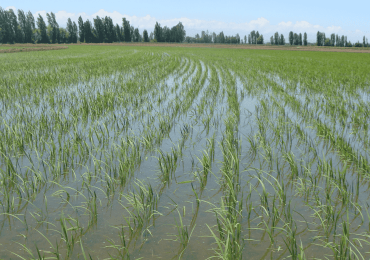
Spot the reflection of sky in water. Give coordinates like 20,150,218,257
1,51,370,259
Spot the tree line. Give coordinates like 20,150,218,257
316,31,368,47
0,6,368,47
0,7,185,44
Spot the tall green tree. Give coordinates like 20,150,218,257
289,31,293,45
18,10,34,43
7,9,21,43
93,16,104,43
256,34,263,44
316,31,322,46
17,9,27,43
280,34,285,45
303,32,307,46
83,20,93,43
274,32,279,45
330,33,335,46
299,33,302,45
250,31,256,44
78,16,84,42
130,26,134,42
103,16,115,42
67,18,73,43
219,31,225,43
122,18,131,42
154,22,162,42
46,12,59,43
59,27,67,43
173,22,185,42
0,7,8,43
115,24,122,42
293,33,298,45
72,21,77,43
163,26,170,42
36,14,48,43
133,28,140,42
143,29,149,42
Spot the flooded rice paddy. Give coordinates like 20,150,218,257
1,46,370,259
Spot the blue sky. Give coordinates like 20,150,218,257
3,0,369,42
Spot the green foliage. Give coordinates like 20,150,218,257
143,29,149,42
122,17,131,42
46,12,59,43
78,16,84,42
36,13,48,43
289,31,293,45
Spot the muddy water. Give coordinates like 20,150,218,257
1,52,370,259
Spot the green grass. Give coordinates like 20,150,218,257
0,45,370,259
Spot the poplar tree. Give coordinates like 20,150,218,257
37,14,48,43
303,32,307,46
46,12,59,43
174,22,185,42
72,21,77,43
299,33,302,45
104,16,115,43
133,28,140,42
122,18,131,42
293,33,298,45
26,11,35,42
17,9,27,43
316,31,321,46
78,16,84,42
83,20,93,43
7,9,21,43
115,24,121,42
331,33,335,46
143,29,149,42
67,18,73,43
154,22,162,42
0,7,7,43
289,31,293,45
280,34,285,45
93,16,104,43
274,32,279,45
130,26,134,42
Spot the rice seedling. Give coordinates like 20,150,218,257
0,45,370,259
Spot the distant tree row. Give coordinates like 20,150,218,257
0,6,180,44
247,31,264,44
316,31,369,47
286,31,307,46
153,22,186,43
1,6,368,46
270,32,286,45
184,30,241,44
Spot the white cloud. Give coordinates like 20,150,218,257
5,6,17,11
